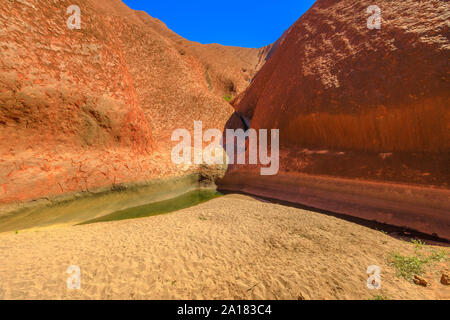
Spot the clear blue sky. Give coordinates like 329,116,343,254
122,0,316,48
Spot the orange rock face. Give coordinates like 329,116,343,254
237,0,449,151
221,0,450,238
0,0,268,206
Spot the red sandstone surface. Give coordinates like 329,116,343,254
221,0,450,238
0,0,268,207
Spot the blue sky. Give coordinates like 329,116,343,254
122,0,316,48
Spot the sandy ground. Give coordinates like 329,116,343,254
218,170,450,239
0,194,448,300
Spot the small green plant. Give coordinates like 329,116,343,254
411,239,425,247
411,239,425,253
428,249,448,262
199,216,208,221
388,253,426,281
15,230,18,234
388,249,448,282
223,94,233,102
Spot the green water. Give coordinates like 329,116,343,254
79,189,221,225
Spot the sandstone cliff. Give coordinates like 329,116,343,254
0,0,268,207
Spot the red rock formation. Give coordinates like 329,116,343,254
0,0,269,207
220,0,450,239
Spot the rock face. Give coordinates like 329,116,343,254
236,0,449,155
0,0,269,208
220,0,450,239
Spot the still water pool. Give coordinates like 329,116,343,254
79,189,221,225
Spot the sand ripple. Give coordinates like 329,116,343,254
0,195,448,300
